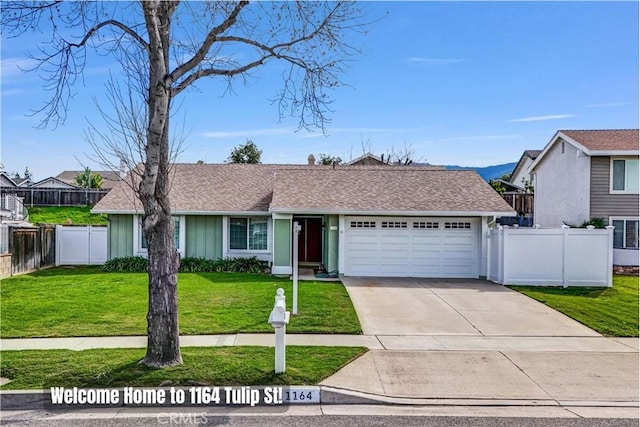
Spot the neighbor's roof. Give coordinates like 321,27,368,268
509,149,542,183
56,170,123,189
523,149,542,159
530,129,639,172
559,129,639,151
94,163,514,215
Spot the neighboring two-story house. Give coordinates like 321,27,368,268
529,129,639,267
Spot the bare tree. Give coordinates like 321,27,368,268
2,1,366,368
380,141,424,165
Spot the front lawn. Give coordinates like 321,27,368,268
510,275,639,337
0,267,361,338
0,346,367,390
28,206,108,225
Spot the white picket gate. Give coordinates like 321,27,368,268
55,225,108,266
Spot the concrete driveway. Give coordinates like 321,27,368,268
341,277,601,337
323,277,638,408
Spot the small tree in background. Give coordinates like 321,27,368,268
316,153,343,166
227,140,262,164
74,167,104,189
489,173,511,195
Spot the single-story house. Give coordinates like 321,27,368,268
0,172,32,188
92,163,515,279
56,170,123,190
30,177,80,189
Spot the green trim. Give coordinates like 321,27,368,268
185,216,222,259
273,218,291,267
107,215,133,259
326,215,339,273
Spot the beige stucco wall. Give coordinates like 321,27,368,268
0,253,12,279
533,139,591,227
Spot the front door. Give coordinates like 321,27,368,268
295,217,323,263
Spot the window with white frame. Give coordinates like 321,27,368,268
611,159,639,193
139,216,182,250
612,219,639,249
229,217,268,251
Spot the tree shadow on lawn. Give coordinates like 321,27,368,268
42,355,304,389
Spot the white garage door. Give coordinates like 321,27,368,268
344,217,479,278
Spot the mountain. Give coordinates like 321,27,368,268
444,162,517,181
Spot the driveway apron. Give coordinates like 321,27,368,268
322,277,638,405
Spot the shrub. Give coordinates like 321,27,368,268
579,218,607,229
101,256,148,272
179,256,267,273
102,256,268,274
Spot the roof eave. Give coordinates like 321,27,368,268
269,208,517,217
589,150,639,156
92,209,271,216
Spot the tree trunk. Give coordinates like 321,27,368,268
142,210,182,368
139,0,182,368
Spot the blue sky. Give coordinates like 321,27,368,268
1,1,638,181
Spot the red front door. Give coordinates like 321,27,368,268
296,217,323,263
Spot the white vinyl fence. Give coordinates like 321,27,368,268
56,225,108,266
488,225,614,287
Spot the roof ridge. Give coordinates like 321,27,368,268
559,128,639,132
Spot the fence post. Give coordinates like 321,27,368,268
605,226,614,287
486,226,492,282
498,226,505,284
55,225,61,266
561,224,570,287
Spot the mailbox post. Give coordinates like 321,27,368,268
268,288,290,374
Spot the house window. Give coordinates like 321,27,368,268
350,221,376,228
381,221,407,229
139,216,182,250
611,159,639,193
444,222,471,229
229,217,267,251
413,222,439,229
612,219,639,249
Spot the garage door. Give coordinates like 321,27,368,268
344,217,479,278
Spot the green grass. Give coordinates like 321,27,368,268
510,275,639,337
27,206,108,225
0,346,367,390
0,267,362,338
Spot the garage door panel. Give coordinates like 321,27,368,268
380,234,410,245
411,235,442,245
345,216,479,278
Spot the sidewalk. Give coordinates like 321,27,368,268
1,333,637,352
1,334,638,419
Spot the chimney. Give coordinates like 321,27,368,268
307,154,316,166
119,158,127,178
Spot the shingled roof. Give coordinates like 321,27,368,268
93,163,514,215
56,170,123,189
272,168,512,213
559,129,639,152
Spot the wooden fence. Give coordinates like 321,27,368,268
7,225,56,275
502,192,534,215
0,188,109,207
